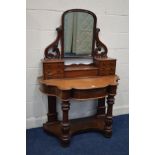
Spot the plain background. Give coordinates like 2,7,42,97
26,0,129,129
0,0,155,155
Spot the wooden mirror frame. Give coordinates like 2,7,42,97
61,9,97,58
44,9,108,59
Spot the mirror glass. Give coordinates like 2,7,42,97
64,12,94,57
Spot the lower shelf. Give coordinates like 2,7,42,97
43,116,106,140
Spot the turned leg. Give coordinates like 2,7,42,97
47,96,57,124
104,95,115,138
61,100,70,147
96,97,106,118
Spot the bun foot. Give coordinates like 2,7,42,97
61,139,70,147
104,131,112,138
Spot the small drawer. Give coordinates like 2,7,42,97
99,67,116,75
43,61,64,79
102,61,116,68
44,71,64,79
57,70,64,74
44,63,64,69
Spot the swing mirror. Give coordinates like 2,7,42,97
62,9,97,58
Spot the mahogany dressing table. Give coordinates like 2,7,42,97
38,9,119,147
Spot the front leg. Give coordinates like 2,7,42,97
104,95,115,137
47,96,57,124
96,97,106,118
60,100,70,147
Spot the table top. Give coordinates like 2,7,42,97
38,75,119,90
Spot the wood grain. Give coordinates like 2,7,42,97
39,75,119,90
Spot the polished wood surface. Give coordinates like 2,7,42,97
39,75,118,90
65,63,96,70
64,64,98,78
94,58,116,76
42,58,116,80
39,58,119,146
44,116,106,140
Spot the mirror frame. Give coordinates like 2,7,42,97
44,9,108,59
61,9,97,58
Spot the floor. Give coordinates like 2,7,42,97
26,114,129,155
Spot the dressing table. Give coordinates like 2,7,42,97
38,9,119,147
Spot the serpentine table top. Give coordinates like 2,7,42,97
38,75,119,90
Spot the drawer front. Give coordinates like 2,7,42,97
64,69,98,78
44,63,64,69
100,60,116,68
99,60,116,76
43,63,64,79
44,70,64,79
99,67,116,75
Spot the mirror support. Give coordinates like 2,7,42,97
94,28,108,58
44,27,62,59
44,27,108,59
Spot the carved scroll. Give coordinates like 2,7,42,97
44,27,62,59
93,28,108,58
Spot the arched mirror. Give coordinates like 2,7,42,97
62,9,96,57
